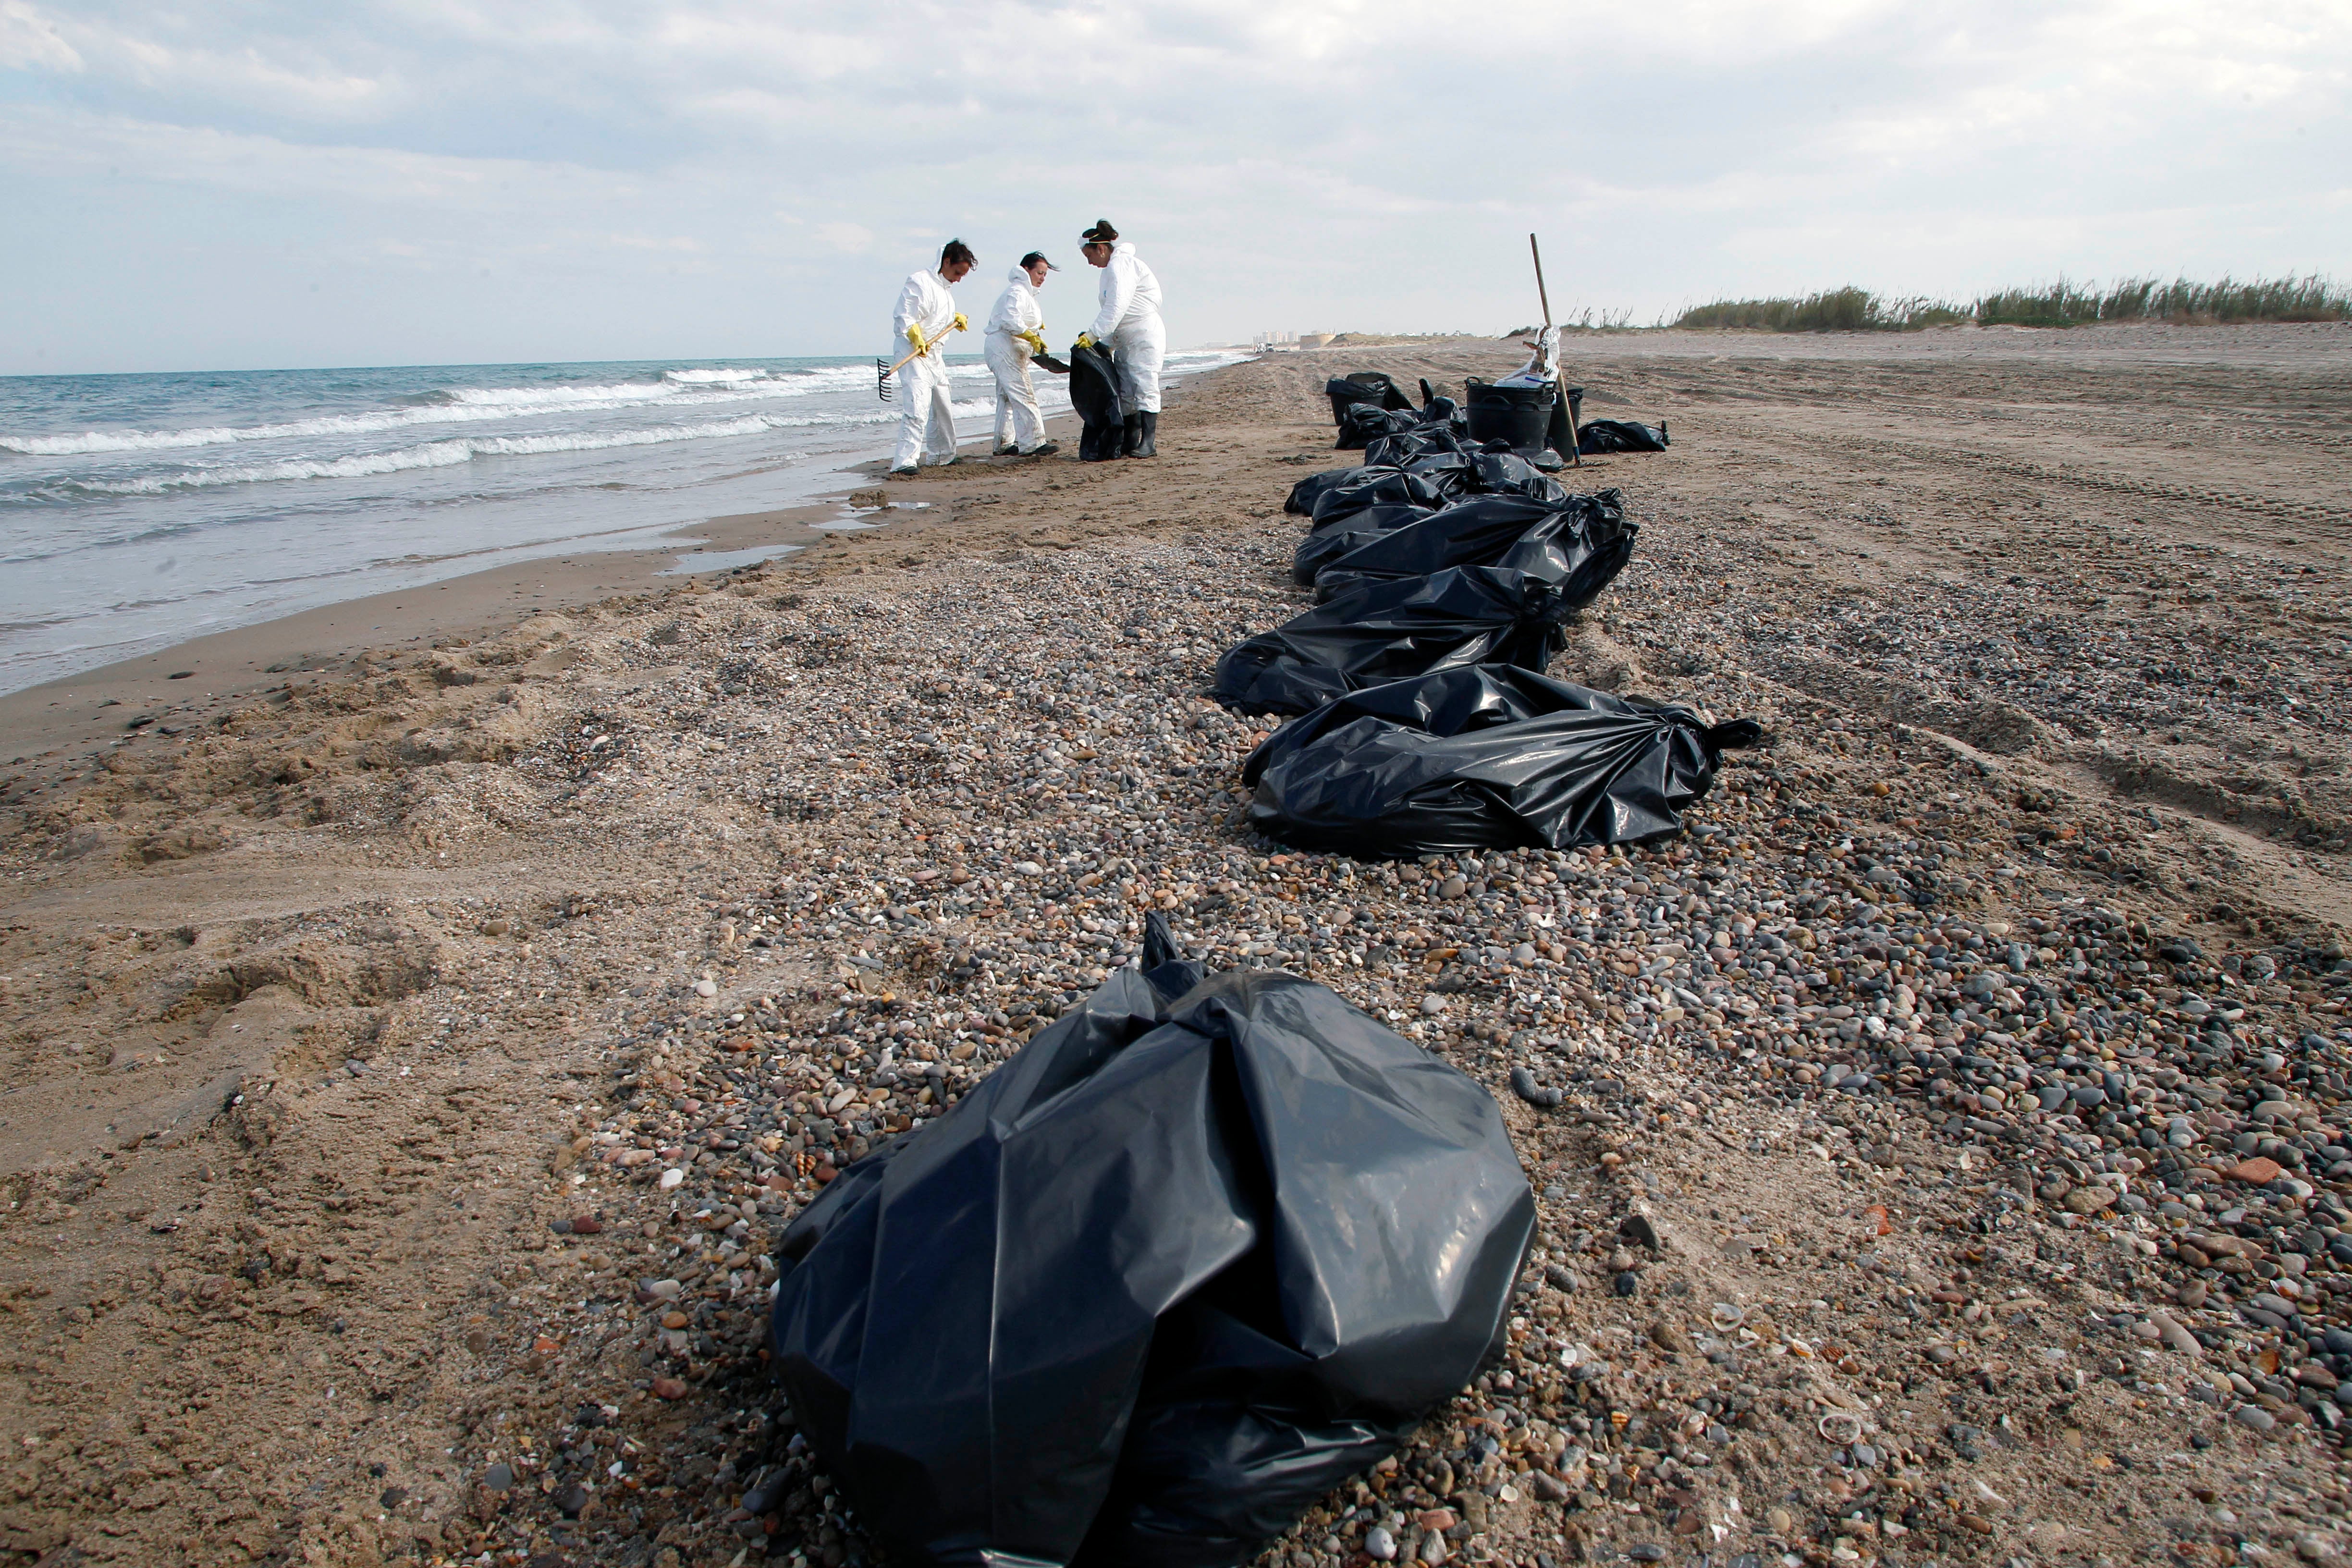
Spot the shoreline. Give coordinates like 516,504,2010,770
0,398,1095,774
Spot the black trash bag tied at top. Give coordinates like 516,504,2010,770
1068,341,1127,462
1310,490,1636,607
1289,502,1438,586
1577,417,1669,454
1210,565,1578,718
1239,665,1764,858
768,916,1533,1568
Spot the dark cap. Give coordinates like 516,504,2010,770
1019,251,1058,271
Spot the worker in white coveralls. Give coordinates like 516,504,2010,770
1075,220,1164,459
984,252,1059,457
888,239,975,476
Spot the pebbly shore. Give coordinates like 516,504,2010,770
0,330,2347,1568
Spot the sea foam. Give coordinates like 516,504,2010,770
74,410,894,496
0,365,872,458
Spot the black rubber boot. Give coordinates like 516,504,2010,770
1121,413,1144,457
1129,412,1158,458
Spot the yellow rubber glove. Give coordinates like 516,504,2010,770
952,312,968,332
905,323,929,354
1020,330,1047,356
1075,332,1097,350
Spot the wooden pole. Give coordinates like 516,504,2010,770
1530,233,1579,466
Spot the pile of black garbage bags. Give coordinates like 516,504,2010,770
770,918,1533,1568
759,368,1748,1568
1213,371,1755,857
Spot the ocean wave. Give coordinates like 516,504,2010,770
70,411,889,496
0,365,876,457
662,367,772,385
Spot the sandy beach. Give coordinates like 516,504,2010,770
3,325,2350,1568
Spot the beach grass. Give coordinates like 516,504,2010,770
1663,275,2349,332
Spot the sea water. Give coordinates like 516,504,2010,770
0,350,1243,693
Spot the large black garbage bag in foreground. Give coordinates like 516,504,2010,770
1211,566,1577,716
1241,666,1764,856
769,919,1533,1568
1290,502,1436,585
1070,342,1127,461
1577,417,1669,454
1310,490,1638,606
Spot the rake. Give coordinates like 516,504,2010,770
875,321,965,403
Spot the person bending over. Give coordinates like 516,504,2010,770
1075,220,1164,459
889,239,973,476
985,252,1059,457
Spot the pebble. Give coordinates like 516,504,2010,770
391,447,2352,1568
1510,1065,1563,1107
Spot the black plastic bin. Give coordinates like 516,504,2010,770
1463,377,1556,453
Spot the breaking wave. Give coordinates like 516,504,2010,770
0,364,875,457
69,410,894,496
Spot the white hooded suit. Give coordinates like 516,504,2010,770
1084,240,1165,415
889,267,960,470
983,266,1049,453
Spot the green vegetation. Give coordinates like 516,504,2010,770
1664,275,2349,332
1671,287,1964,332
1972,275,2351,327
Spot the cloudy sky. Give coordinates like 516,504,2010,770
4,0,2345,374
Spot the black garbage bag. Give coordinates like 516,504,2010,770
1307,467,1448,526
1284,465,1377,516
1323,371,1414,427
1465,449,1571,503
1335,401,1420,451
1210,566,1577,716
1071,343,1126,461
1290,502,1436,585
1309,490,1637,607
1239,666,1764,856
1362,424,1470,468
769,917,1533,1568
1577,418,1669,454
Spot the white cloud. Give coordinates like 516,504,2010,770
3,0,2347,370
0,0,79,71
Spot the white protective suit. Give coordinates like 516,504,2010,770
889,267,961,470
1085,240,1165,415
983,266,1049,453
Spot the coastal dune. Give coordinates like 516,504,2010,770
1,327,2349,1566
